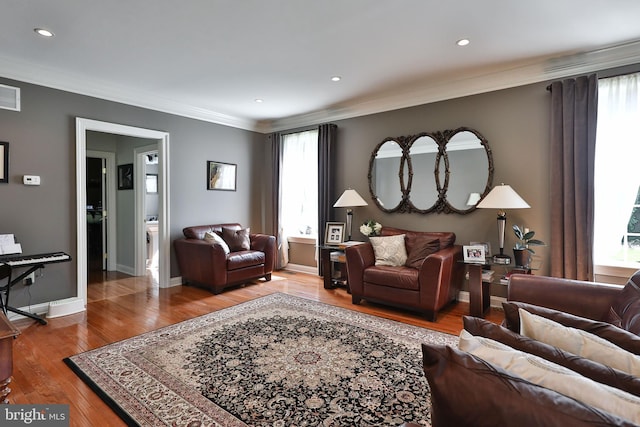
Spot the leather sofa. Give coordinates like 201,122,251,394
417,272,640,426
174,223,276,294
345,227,464,321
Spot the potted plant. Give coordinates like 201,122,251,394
512,225,545,267
360,220,382,237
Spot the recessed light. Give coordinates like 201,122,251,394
34,28,54,37
456,38,470,46
331,76,341,82
254,98,264,103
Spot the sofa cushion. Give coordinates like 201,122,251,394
421,344,635,427
226,250,265,271
369,234,407,266
519,309,640,376
222,227,251,251
458,330,640,424
604,272,640,335
463,316,640,397
363,265,419,291
204,231,230,254
405,236,440,269
502,301,640,355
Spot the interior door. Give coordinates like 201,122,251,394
86,157,106,271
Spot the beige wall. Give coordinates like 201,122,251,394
331,82,552,278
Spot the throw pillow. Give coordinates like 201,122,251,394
222,227,251,251
404,236,440,269
421,344,634,427
458,330,640,425
519,309,640,376
369,234,407,267
502,301,640,355
604,273,640,335
204,231,231,254
463,316,640,397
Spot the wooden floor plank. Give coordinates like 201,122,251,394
9,270,503,426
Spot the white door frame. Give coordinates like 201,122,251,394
86,150,117,271
134,144,158,276
76,118,171,305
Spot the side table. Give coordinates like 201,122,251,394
318,241,364,290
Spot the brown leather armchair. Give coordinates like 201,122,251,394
174,223,276,294
345,227,464,321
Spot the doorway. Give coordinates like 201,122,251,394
76,118,171,306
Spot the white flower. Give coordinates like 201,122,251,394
360,220,382,237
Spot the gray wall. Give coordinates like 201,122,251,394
0,77,264,307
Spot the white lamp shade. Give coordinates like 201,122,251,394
333,189,368,208
476,184,530,209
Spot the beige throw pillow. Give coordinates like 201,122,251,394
519,308,640,377
369,234,407,266
459,330,640,424
204,231,230,254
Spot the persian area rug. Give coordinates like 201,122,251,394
64,293,457,426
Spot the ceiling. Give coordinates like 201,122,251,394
2,1,640,133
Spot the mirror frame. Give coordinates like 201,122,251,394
368,136,410,213
367,127,494,214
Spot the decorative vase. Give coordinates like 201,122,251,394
513,248,530,268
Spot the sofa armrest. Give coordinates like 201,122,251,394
250,233,277,273
345,243,375,295
174,238,228,286
418,244,463,306
508,274,623,321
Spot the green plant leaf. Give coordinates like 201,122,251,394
527,239,545,246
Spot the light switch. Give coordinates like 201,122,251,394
23,175,41,185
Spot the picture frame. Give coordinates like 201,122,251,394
463,245,486,263
470,241,491,258
324,222,345,245
207,161,237,191
118,163,133,190
0,142,8,184
146,174,158,194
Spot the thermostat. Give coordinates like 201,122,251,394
23,175,41,185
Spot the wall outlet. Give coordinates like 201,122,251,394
23,175,41,186
24,272,35,285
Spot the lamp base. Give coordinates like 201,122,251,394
492,254,511,265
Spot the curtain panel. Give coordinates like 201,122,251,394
318,123,337,275
549,74,598,280
268,132,288,270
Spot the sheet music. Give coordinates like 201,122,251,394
0,234,22,255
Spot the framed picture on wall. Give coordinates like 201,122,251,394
324,222,345,245
207,161,237,191
118,163,134,190
146,174,158,194
0,142,8,183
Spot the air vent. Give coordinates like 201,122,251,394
0,84,20,111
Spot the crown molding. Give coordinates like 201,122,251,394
2,39,640,134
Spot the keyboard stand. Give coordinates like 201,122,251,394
0,264,49,325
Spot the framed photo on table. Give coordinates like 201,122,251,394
470,241,491,259
463,245,486,263
324,222,345,245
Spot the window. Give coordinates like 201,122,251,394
280,129,318,239
594,72,640,268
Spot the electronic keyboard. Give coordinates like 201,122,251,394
0,252,71,267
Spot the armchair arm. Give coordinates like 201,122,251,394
508,274,623,320
174,238,228,286
345,243,375,295
250,233,277,273
418,244,463,308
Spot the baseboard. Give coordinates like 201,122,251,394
6,302,50,322
458,290,506,309
117,264,135,276
170,276,184,287
283,264,318,275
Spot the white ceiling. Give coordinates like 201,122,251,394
2,1,640,133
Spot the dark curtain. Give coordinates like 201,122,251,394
268,132,287,270
549,74,598,280
318,123,337,275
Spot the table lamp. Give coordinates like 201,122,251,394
333,189,368,241
476,184,530,264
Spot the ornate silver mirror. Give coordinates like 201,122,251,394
406,133,441,213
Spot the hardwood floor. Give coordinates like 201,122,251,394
9,269,503,426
